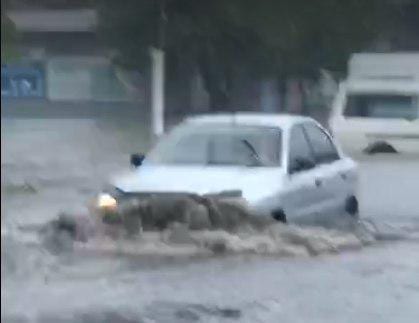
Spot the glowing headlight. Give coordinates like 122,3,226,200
96,193,118,210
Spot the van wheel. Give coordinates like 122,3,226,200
345,196,359,218
363,141,397,155
272,209,287,223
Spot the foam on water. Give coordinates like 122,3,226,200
2,218,377,274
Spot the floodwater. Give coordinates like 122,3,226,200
2,118,419,323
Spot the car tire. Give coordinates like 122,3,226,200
363,141,398,155
345,196,359,218
272,209,287,223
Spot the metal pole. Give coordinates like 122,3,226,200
150,0,167,141
150,47,165,139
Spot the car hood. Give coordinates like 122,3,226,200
110,165,285,204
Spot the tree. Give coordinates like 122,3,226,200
1,2,19,63
1,14,18,64
98,0,385,111
98,0,259,110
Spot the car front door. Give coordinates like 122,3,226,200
282,124,326,224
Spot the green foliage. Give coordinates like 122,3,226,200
1,14,19,62
244,0,384,77
98,0,385,108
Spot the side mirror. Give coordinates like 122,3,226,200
130,153,145,168
289,157,315,174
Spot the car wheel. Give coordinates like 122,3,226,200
271,209,287,223
363,141,398,155
345,196,359,218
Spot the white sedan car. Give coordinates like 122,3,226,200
99,113,359,224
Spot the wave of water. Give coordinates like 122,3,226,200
1,214,406,282
2,218,417,323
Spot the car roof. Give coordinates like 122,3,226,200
185,112,314,130
345,80,419,94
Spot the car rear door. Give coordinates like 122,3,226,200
282,124,326,223
302,122,351,217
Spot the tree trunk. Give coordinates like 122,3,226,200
208,87,229,112
277,77,287,112
200,64,231,112
198,39,232,112
298,79,308,116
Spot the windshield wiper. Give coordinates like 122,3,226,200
240,139,265,167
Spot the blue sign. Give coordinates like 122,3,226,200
1,65,45,98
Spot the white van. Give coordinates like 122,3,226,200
329,53,419,155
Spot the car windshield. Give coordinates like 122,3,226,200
146,123,282,166
344,94,419,119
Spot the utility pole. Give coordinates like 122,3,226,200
150,0,167,140
150,47,165,139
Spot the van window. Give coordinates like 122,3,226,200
344,94,418,119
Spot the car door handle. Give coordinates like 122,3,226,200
315,178,322,187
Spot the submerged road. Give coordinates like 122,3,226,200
2,117,419,323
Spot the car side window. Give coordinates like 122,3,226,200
288,125,315,173
303,123,340,164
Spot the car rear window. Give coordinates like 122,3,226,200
344,94,418,119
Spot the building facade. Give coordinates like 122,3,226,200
2,1,140,101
